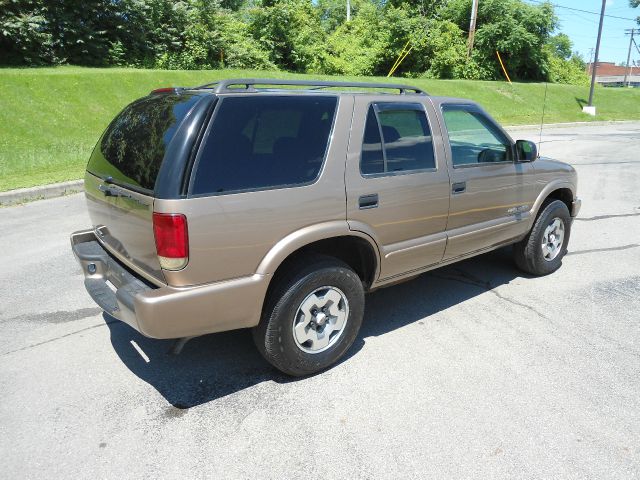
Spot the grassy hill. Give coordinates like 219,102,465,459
1,66,639,191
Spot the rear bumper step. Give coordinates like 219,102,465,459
70,229,270,339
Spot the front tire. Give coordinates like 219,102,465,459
253,256,365,376
513,199,571,276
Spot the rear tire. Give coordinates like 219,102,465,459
513,199,571,276
253,255,365,376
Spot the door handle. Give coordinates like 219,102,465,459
452,182,466,194
358,194,379,209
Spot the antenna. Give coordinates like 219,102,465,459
538,82,548,158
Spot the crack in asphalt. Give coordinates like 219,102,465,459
567,244,639,256
487,289,551,321
430,269,640,360
575,212,640,222
430,268,551,321
1,320,118,356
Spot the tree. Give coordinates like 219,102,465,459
548,33,572,60
543,32,588,85
0,0,579,84
441,0,557,80
155,8,274,70
0,0,53,64
43,0,128,65
316,0,373,32
384,0,444,17
248,0,327,72
323,2,389,76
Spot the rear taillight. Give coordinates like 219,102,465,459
152,213,189,271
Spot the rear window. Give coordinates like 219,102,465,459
191,96,337,195
87,93,201,191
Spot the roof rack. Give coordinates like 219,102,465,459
192,78,427,95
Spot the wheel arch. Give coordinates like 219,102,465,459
256,221,381,292
530,182,575,225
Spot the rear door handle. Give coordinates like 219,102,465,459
359,194,379,209
452,182,466,194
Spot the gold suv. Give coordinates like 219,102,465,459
71,79,580,375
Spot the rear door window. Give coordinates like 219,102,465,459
87,93,202,191
360,103,435,175
191,96,337,195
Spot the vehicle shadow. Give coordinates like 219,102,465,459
105,247,526,409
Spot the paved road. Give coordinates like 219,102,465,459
1,123,639,479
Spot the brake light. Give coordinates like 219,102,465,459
151,87,182,94
152,213,189,270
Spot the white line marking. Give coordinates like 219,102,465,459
130,340,150,363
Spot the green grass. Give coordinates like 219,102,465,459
1,66,639,191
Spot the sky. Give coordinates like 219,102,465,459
526,0,640,65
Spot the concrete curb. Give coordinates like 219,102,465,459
0,180,84,206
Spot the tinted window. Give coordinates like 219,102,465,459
360,104,435,175
442,107,512,166
192,96,337,195
361,107,384,175
87,93,201,191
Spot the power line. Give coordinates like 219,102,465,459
524,0,639,22
555,10,602,25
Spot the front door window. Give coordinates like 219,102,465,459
442,107,512,166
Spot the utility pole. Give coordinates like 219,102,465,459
346,0,351,22
624,29,636,87
587,48,594,75
586,0,607,114
467,0,479,57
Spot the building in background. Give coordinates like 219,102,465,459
587,62,640,87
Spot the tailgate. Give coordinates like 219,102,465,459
84,172,164,285
81,91,206,286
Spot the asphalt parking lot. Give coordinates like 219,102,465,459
1,122,639,479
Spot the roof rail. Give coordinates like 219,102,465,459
192,78,427,95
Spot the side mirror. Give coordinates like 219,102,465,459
516,139,537,162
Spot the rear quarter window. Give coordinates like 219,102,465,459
191,96,337,196
87,93,202,191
